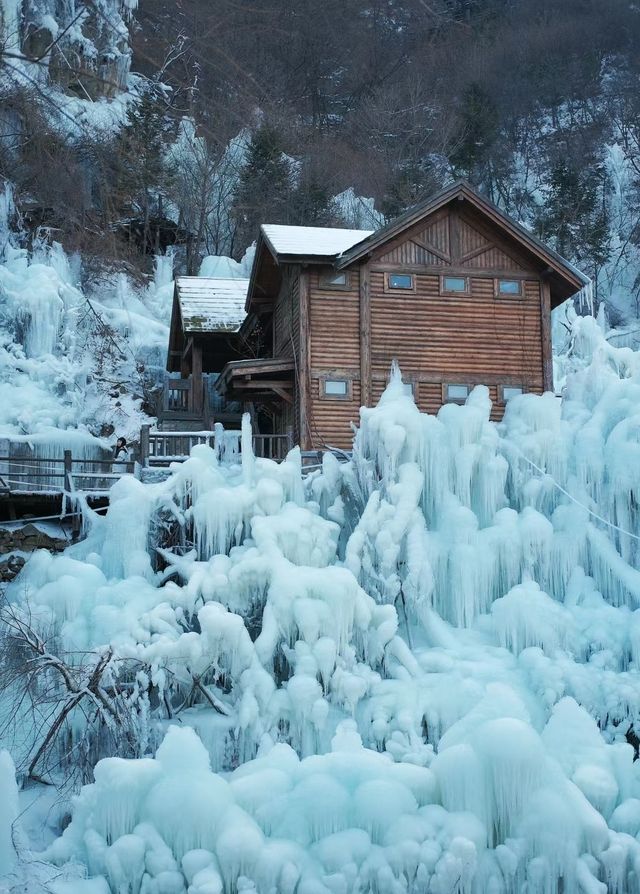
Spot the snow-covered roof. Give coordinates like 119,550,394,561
261,225,374,258
176,277,249,333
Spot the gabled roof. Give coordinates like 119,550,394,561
176,277,248,333
245,180,588,312
261,224,373,260
336,180,589,303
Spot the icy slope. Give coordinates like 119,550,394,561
5,315,640,892
0,187,175,452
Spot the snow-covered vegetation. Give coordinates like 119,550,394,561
0,316,639,892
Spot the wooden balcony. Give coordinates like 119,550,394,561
157,375,241,431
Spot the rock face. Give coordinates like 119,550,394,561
0,523,67,581
4,0,136,99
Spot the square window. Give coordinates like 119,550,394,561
388,273,414,290
442,276,468,293
447,383,469,401
320,271,349,289
324,379,348,396
498,279,522,296
401,382,414,397
502,386,523,401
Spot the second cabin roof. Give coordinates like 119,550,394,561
176,276,249,333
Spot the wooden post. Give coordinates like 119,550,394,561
359,262,371,406
140,424,151,467
298,268,311,451
64,450,80,542
541,281,553,392
63,450,73,492
192,342,204,415
0,437,9,493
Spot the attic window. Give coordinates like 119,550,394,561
497,279,522,296
446,383,470,403
320,271,350,290
386,273,414,290
442,275,469,294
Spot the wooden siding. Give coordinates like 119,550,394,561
273,268,296,358
305,267,362,449
308,268,361,369
369,272,543,412
301,264,545,448
309,377,361,449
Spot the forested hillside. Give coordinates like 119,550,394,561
2,0,640,318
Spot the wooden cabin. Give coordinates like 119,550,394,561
164,276,248,429
166,181,588,450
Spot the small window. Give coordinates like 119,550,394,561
323,379,348,397
387,273,414,290
401,382,415,397
319,271,350,290
442,276,468,294
502,385,524,402
497,279,522,296
446,383,470,402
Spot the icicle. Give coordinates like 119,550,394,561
241,412,255,484
576,279,595,316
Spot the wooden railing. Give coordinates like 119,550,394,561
253,434,293,461
140,427,294,466
0,453,138,496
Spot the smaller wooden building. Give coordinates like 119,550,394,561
166,181,589,450
164,277,248,428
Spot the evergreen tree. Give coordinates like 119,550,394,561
231,124,294,255
536,159,610,291
450,82,499,181
112,87,175,257
290,177,341,228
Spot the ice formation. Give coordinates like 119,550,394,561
3,314,640,892
0,750,18,876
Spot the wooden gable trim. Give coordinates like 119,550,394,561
368,209,450,265
409,235,450,263
456,208,536,272
460,241,496,264
336,181,586,298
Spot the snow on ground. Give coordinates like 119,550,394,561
2,314,640,892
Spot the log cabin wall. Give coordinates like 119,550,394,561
301,201,548,449
273,267,296,359
365,205,545,422
305,266,363,450
270,267,299,441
